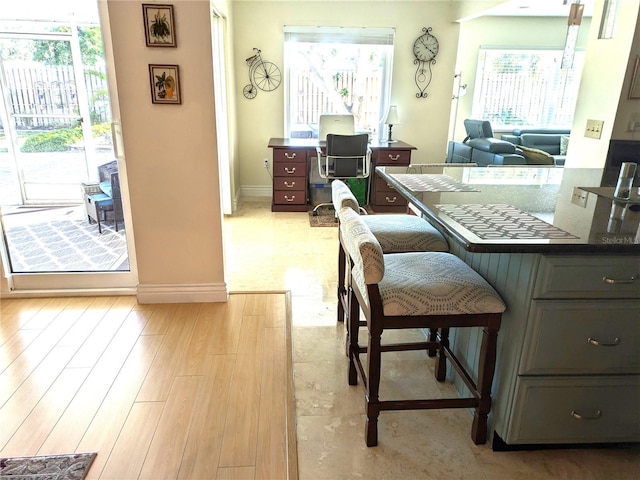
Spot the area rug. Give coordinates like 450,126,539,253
308,209,338,227
0,452,97,480
3,220,128,272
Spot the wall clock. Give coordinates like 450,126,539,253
413,27,439,98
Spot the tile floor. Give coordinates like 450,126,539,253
223,200,640,480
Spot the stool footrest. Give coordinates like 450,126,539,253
379,397,478,411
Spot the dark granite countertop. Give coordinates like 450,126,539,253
376,165,640,254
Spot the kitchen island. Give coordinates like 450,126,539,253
376,164,640,450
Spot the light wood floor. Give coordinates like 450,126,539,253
0,292,297,480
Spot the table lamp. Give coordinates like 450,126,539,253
384,105,400,143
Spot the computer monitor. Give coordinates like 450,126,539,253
318,114,355,141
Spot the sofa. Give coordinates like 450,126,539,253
446,119,527,166
446,120,568,167
501,128,571,166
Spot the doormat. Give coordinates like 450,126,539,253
4,220,128,272
308,209,338,227
0,452,97,480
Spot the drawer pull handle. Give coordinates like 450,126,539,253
284,181,296,188
602,275,636,284
284,195,296,202
284,167,296,174
385,196,397,204
284,152,296,159
587,337,621,347
388,154,400,161
571,410,602,421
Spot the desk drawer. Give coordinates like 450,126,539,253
274,177,305,191
374,190,407,207
374,149,411,166
273,162,306,178
273,190,306,205
534,255,640,299
273,148,307,163
507,376,640,444
521,300,640,375
374,175,397,194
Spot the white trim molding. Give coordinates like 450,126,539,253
137,282,228,304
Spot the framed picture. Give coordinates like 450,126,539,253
629,56,640,99
149,64,181,104
142,4,176,47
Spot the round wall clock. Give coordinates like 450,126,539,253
413,27,438,98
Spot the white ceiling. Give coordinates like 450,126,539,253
464,0,596,17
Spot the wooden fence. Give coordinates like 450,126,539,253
289,69,382,136
3,63,109,130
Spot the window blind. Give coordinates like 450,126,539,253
283,26,394,45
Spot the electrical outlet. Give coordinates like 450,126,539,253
264,158,269,169
584,119,604,139
571,187,588,208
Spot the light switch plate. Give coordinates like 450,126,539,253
571,187,588,208
585,119,604,139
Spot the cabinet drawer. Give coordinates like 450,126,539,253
273,148,306,163
273,190,306,205
534,255,640,299
374,175,397,193
521,300,640,375
273,162,306,178
506,376,640,444
273,177,305,192
374,149,411,166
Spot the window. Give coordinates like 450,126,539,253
284,26,394,139
471,48,585,129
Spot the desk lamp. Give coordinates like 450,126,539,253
384,106,400,143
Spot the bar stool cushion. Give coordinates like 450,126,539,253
381,252,506,316
338,207,505,316
332,180,448,253
361,215,448,253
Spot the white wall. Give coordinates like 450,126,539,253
610,1,640,140
107,0,226,302
232,0,462,191
567,0,640,168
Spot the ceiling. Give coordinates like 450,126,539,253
473,0,596,17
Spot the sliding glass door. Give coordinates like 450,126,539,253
0,3,136,292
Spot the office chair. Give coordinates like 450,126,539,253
312,133,371,216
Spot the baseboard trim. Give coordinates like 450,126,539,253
137,282,228,303
241,185,272,198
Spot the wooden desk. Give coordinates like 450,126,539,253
267,138,416,212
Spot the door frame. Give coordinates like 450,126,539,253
0,11,137,295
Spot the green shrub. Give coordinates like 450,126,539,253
20,127,83,153
19,122,112,153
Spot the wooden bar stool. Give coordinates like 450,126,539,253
337,206,506,447
331,180,449,327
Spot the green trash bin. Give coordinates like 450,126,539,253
346,178,368,206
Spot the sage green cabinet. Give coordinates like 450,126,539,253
448,248,640,448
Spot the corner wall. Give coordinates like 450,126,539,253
107,0,226,303
567,0,640,168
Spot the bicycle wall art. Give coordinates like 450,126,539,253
243,48,281,99
149,64,181,104
142,3,177,47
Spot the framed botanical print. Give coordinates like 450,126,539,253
142,4,176,47
149,64,181,104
